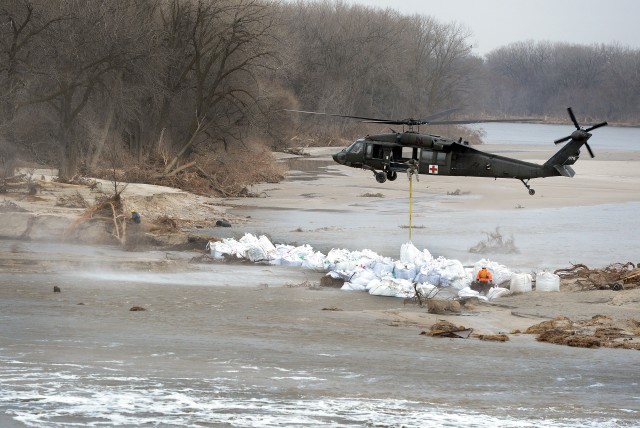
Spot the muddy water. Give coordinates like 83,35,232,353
1,262,638,427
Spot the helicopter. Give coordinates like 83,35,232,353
286,107,607,195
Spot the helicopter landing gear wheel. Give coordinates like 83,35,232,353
520,179,535,196
375,171,387,183
386,171,397,181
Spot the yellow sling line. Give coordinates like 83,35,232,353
409,172,413,241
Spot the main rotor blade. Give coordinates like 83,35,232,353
418,108,460,122
554,135,572,145
568,107,580,129
585,142,595,158
285,108,461,126
285,108,535,127
427,118,536,125
283,109,391,122
585,121,608,132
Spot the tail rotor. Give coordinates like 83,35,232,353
554,107,607,158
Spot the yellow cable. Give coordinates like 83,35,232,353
409,172,413,241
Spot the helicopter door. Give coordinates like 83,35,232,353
419,150,449,174
390,146,420,171
365,143,384,160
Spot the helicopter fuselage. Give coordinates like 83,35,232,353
332,130,589,195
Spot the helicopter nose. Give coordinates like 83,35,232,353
333,151,346,164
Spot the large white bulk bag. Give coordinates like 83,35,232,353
373,259,394,277
301,251,328,270
246,245,267,262
349,269,377,288
510,273,533,293
438,259,469,289
486,287,511,300
369,278,414,298
341,281,367,291
400,242,432,268
393,261,417,281
458,287,480,298
536,272,560,292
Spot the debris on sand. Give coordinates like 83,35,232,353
477,334,509,342
423,320,473,339
55,191,89,208
525,315,640,350
426,299,461,314
554,262,640,290
129,306,146,311
320,275,345,288
0,200,29,212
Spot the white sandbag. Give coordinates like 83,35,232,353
436,258,469,289
423,269,442,287
400,242,432,268
510,273,532,293
246,245,267,262
275,244,295,257
349,249,379,269
486,287,511,300
326,248,351,266
257,235,278,260
209,240,232,258
373,259,394,277
365,278,382,292
368,278,414,298
280,257,303,267
393,261,417,281
349,269,377,288
327,270,353,281
400,242,421,264
536,272,560,292
290,244,315,261
301,251,329,270
341,282,367,291
458,287,480,298
334,261,357,272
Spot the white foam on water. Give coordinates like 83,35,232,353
0,364,628,428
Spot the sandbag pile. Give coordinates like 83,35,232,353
208,234,516,300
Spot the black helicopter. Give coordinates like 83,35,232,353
287,107,607,195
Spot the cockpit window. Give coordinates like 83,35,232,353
347,141,364,154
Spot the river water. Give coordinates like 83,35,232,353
1,123,639,427
1,265,639,428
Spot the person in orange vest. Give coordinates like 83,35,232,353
476,266,493,284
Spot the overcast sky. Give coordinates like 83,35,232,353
339,0,640,56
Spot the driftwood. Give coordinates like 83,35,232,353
554,262,639,290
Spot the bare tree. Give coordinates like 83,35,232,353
18,0,155,180
157,0,278,177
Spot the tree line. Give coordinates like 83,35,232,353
1,0,638,192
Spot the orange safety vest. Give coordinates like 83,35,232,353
477,269,493,282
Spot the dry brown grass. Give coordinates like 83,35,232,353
90,141,287,197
